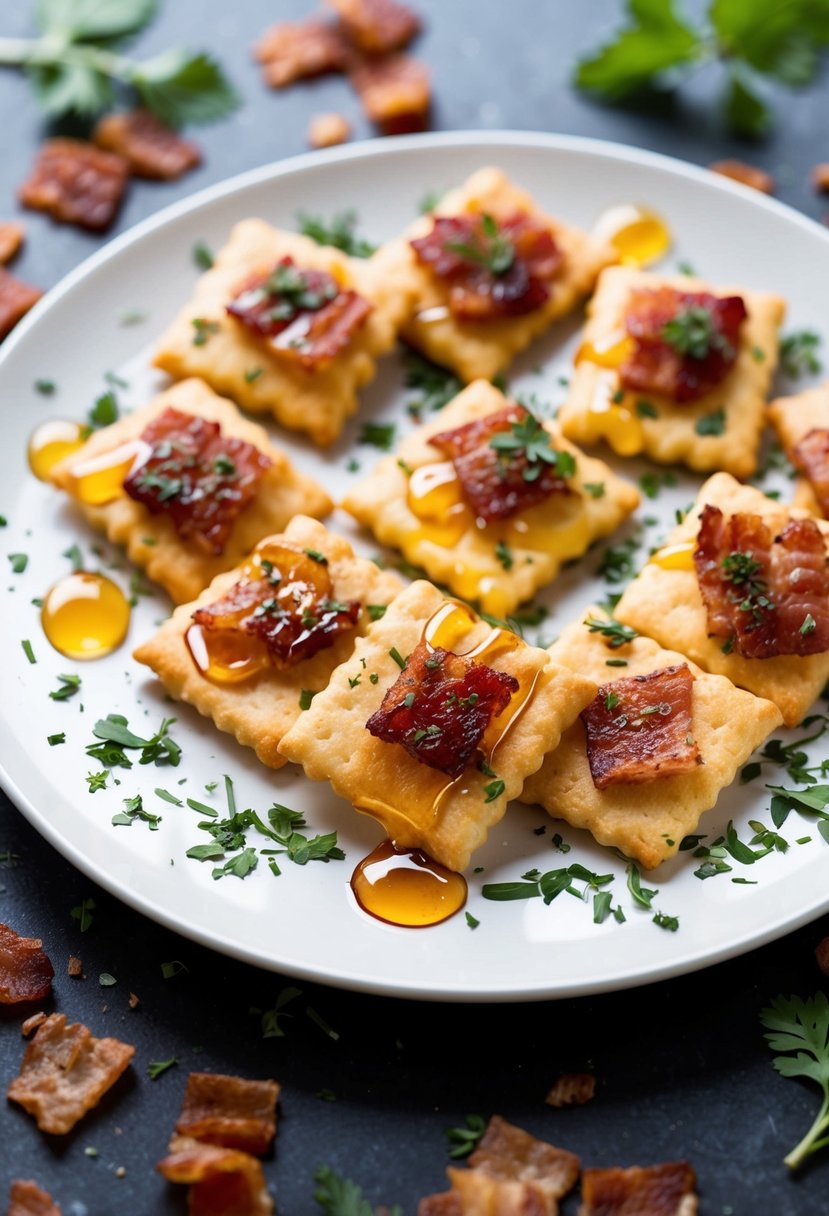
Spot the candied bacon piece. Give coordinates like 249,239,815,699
176,1072,280,1155
709,159,774,194
193,543,360,671
0,222,25,265
411,212,562,322
545,1072,597,1108
350,53,431,135
620,287,747,404
0,268,42,340
7,1012,134,1134
431,403,572,522
254,18,350,88
226,259,372,371
19,139,128,232
328,0,421,54
93,109,201,181
0,923,54,1006
366,640,518,777
580,1161,698,1215
8,1180,61,1216
813,164,829,193
581,665,699,791
158,1136,274,1216
791,428,829,518
694,505,829,659
124,407,272,556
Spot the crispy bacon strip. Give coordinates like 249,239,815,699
580,1162,698,1215
0,268,42,340
0,924,54,1005
158,1136,274,1216
545,1073,596,1108
694,505,829,659
0,222,25,265
7,1013,134,1134
8,1180,61,1216
620,287,747,403
328,0,421,53
124,407,272,555
93,109,201,180
431,403,571,522
366,640,518,777
411,212,562,322
176,1073,280,1155
350,54,430,134
254,19,350,88
19,139,129,232
791,428,829,519
581,666,699,790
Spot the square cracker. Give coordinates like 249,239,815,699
615,473,829,727
768,380,829,517
375,166,617,382
342,379,640,618
557,265,786,478
49,377,332,604
132,516,404,769
278,580,596,872
520,608,783,869
153,219,413,446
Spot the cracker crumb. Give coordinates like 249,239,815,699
21,1012,47,1038
545,1072,596,1107
708,159,774,194
0,222,25,265
68,955,83,977
812,164,829,194
308,112,352,149
128,991,140,1010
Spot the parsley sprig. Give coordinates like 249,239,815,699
297,211,376,259
489,411,575,483
662,305,731,361
86,714,181,769
445,213,515,275
314,1165,401,1216
760,992,829,1169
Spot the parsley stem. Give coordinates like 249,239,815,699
784,1093,829,1170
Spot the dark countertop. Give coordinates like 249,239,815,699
1,2,828,1212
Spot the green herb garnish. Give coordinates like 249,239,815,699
760,992,829,1169
297,210,376,258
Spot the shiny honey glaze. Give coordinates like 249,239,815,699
650,540,696,571
592,203,672,267
351,840,467,927
574,333,645,457
41,571,130,659
66,439,149,506
27,420,86,481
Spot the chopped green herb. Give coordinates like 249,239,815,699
98,972,117,987
299,689,318,711
244,367,263,383
465,911,480,929
483,779,505,803
21,639,36,664
193,241,214,269
47,733,65,746
212,847,259,880
801,613,817,636
113,793,161,830
780,330,822,379
366,603,388,621
583,481,606,498
584,615,638,648
85,771,108,793
604,691,621,711
494,540,513,571
155,787,183,806
663,305,728,361
403,352,462,416
626,863,657,909
8,553,28,574
635,399,658,419
297,210,376,258
161,960,188,979
87,390,118,429
358,422,396,451
695,406,726,437
70,898,95,932
148,1058,178,1081
191,317,219,346
445,1114,487,1160
389,646,407,670
50,673,81,701
652,911,679,931
489,410,575,483
34,379,55,395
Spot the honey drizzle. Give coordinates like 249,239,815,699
350,840,467,927
41,571,130,660
28,420,86,481
650,540,696,571
67,439,150,506
592,204,672,267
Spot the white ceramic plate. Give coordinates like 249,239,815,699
1,132,828,1002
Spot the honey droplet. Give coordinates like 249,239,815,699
41,571,130,660
351,840,467,927
185,622,269,686
68,439,147,506
650,541,696,571
593,204,672,267
28,420,86,481
582,374,645,458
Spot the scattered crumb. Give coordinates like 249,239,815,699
812,164,829,194
68,956,83,978
0,222,25,265
816,936,829,976
21,1012,47,1038
708,159,774,195
545,1072,596,1108
115,1167,126,1179
128,991,140,1010
308,112,352,149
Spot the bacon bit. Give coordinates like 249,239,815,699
581,665,699,791
812,164,829,193
158,1135,274,1216
350,54,430,134
418,1196,460,1216
0,268,42,341
620,287,747,404
21,1013,48,1038
694,505,829,659
7,1013,134,1134
67,956,82,978
544,1072,596,1108
124,407,272,556
580,1162,698,1215
709,159,774,195
19,139,129,232
790,428,829,519
431,403,571,522
411,212,562,322
128,992,140,1010
176,1073,280,1155
0,924,54,1005
8,1180,61,1216
816,936,829,977
254,18,350,88
93,109,201,181
308,112,352,150
194,543,360,670
0,222,25,265
328,0,421,54
366,640,518,777
226,259,372,371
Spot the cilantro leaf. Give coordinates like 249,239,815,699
314,1165,401,1216
574,0,700,100
760,992,829,1168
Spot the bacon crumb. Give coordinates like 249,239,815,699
254,19,350,88
580,1161,698,1215
7,1012,134,1134
308,112,352,150
790,428,829,519
812,164,829,193
816,936,829,977
8,1180,61,1216
128,991,140,1009
0,924,54,1005
176,1072,280,1155
67,956,82,978
351,54,430,134
328,0,421,54
21,1013,48,1038
93,109,201,181
545,1072,596,1108
158,1135,274,1216
709,159,774,195
0,268,42,341
0,222,25,265
19,139,129,232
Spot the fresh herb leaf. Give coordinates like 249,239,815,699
403,352,462,416
8,553,28,574
584,615,638,648
695,406,726,437
575,0,699,101
70,897,95,932
49,673,81,701
313,1165,398,1216
494,540,513,571
148,1057,178,1081
297,210,376,258
191,317,219,346
483,779,506,803
489,410,575,483
760,992,829,1169
358,422,396,451
780,330,822,379
88,390,118,429
626,863,657,909
445,1114,486,1160
193,241,214,269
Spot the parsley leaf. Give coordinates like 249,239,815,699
297,210,376,258
575,0,700,101
489,410,575,482
445,1114,487,1160
314,1165,400,1216
403,352,462,417
780,330,822,379
760,991,829,1169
